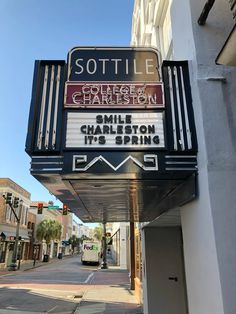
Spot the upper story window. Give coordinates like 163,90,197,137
5,204,12,222
155,0,173,61
161,4,172,59
23,206,28,226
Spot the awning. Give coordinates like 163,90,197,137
0,230,30,242
62,240,70,246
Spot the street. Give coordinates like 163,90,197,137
0,255,98,314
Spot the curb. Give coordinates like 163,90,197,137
73,304,81,314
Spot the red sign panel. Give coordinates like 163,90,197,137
64,82,165,109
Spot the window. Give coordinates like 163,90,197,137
5,204,11,222
158,1,173,60
24,207,28,226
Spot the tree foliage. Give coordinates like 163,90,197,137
68,235,81,252
36,219,62,247
80,234,92,241
93,224,103,241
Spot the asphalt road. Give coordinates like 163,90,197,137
0,255,98,314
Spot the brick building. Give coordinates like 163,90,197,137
0,178,31,268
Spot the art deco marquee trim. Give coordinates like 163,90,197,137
72,154,158,172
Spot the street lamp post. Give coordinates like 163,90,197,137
9,200,23,271
101,222,108,269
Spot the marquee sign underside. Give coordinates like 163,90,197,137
30,151,197,222
26,48,198,223
32,171,196,222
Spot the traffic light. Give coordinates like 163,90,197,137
13,197,20,208
5,193,12,205
37,203,43,214
62,204,68,215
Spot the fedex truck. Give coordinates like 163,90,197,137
81,241,101,265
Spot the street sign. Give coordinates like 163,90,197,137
48,205,60,209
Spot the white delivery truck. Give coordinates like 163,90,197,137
81,241,101,265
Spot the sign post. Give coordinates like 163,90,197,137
101,222,108,269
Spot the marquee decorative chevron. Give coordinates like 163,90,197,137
72,154,158,172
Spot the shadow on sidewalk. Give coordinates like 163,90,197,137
75,300,143,314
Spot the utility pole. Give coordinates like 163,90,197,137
130,222,135,290
10,200,23,270
101,222,108,269
2,194,23,271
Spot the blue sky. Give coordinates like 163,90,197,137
0,0,134,224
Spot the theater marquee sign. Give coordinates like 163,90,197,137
26,47,198,222
65,112,165,149
64,47,165,152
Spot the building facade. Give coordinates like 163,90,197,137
131,1,236,314
108,222,130,270
78,224,91,239
0,178,31,268
27,211,37,260
72,217,80,238
61,211,73,255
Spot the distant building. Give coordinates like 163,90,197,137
88,227,94,239
72,217,80,238
78,224,91,239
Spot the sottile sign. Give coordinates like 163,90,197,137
65,47,165,152
67,47,160,81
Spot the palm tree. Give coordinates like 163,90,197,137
80,234,92,241
94,224,103,241
68,235,81,253
36,219,62,255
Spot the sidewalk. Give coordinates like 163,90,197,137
74,266,143,314
0,260,44,277
0,256,143,314
0,255,71,277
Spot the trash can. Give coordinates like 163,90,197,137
58,253,63,259
43,254,49,262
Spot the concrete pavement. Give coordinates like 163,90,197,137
0,256,143,314
74,267,143,314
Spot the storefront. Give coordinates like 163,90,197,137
0,230,30,268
